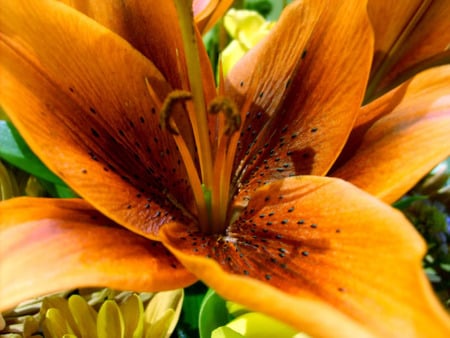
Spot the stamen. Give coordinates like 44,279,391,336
210,96,242,233
160,90,192,135
208,96,241,135
144,77,163,107
145,79,209,232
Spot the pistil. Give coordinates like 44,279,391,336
172,0,244,234
146,80,209,231
173,0,214,188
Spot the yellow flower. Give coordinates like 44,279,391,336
221,9,275,76
1,288,183,338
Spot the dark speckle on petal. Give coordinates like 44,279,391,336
91,128,100,138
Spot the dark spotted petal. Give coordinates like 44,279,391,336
0,0,195,238
225,0,372,196
0,197,196,311
161,176,450,337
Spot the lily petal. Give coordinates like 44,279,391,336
332,82,409,169
58,0,216,100
0,0,196,238
193,0,234,34
367,0,450,98
0,197,196,311
226,0,373,190
161,176,450,337
333,65,450,203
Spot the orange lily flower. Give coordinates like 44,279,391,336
1,0,449,337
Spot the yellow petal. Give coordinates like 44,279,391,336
97,300,124,338
120,294,145,338
68,295,98,338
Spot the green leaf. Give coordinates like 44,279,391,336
199,289,229,338
393,195,427,209
175,282,207,338
0,120,65,185
38,178,78,198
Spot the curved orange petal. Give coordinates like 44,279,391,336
368,0,425,74
367,0,450,98
0,0,197,238
0,197,196,311
333,65,450,203
58,0,216,101
193,0,234,34
161,176,450,337
332,82,409,169
225,0,373,192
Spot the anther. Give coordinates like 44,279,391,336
208,96,241,135
160,90,192,134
